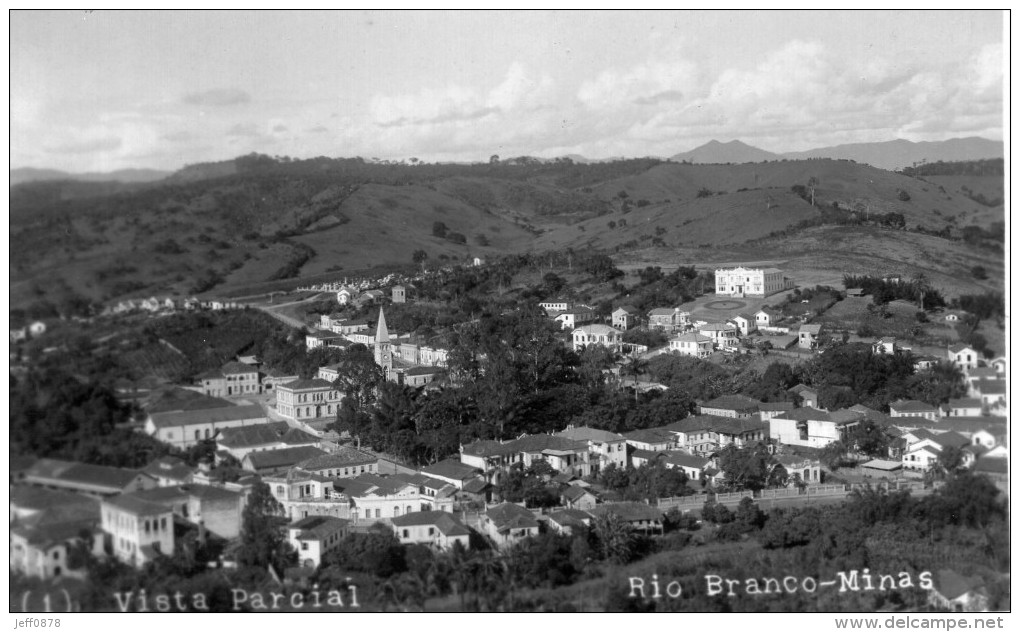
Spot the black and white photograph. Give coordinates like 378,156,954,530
7,10,1009,620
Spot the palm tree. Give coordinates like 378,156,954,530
592,512,636,564
620,356,649,401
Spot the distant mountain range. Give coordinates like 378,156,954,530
9,167,171,186
670,137,1003,172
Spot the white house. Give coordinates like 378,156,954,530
611,305,640,330
555,308,597,330
948,344,979,370
769,408,861,448
715,267,788,297
754,309,781,328
889,399,939,421
699,323,739,348
798,324,822,349
483,503,539,549
146,405,269,449
648,307,690,332
555,426,628,472
669,333,713,357
730,313,756,336
391,511,471,550
288,516,350,568
275,378,344,422
572,324,622,352
101,494,175,568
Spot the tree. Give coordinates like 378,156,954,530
236,482,294,574
412,249,429,270
432,221,448,239
619,356,649,399
592,512,636,563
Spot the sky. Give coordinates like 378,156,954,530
9,10,1005,173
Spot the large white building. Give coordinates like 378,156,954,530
715,267,789,297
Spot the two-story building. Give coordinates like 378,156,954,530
798,324,822,349
948,344,980,370
572,324,622,353
216,421,323,461
555,426,628,473
146,404,269,449
275,379,344,422
288,516,351,567
715,267,788,297
196,361,262,398
483,503,539,549
669,333,713,358
769,407,861,448
555,308,597,331
101,494,175,567
699,323,739,348
699,395,762,418
611,305,640,330
391,510,470,550
648,307,690,332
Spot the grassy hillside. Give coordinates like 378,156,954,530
9,154,1004,312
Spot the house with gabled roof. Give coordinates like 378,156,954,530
555,425,628,472
889,399,939,421
798,323,822,349
216,421,322,461
391,510,471,550
902,431,970,472
141,456,194,487
769,407,862,448
561,485,598,510
547,508,592,536
275,378,343,422
669,333,713,358
947,343,979,370
730,313,756,336
788,384,819,408
421,459,484,490
295,447,378,479
648,307,690,332
10,486,101,580
623,427,676,452
572,323,622,352
555,307,597,331
662,452,712,480
24,459,158,498
927,570,990,612
101,494,175,567
754,308,782,328
483,503,539,548
699,323,739,348
289,516,350,568
241,446,328,475
588,502,664,534
940,398,983,418
699,394,762,418
506,434,592,477
612,305,640,330
146,403,268,449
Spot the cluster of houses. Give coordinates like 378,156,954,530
105,296,240,316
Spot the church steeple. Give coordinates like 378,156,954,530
374,308,392,377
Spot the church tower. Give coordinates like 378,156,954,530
374,308,393,379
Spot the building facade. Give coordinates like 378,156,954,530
715,267,788,297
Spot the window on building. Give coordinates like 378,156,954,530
160,518,167,530
402,529,409,538
301,542,308,551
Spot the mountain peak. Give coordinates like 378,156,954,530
670,140,779,164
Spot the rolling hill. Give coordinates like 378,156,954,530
8,154,1004,311
669,137,1003,172
10,167,170,186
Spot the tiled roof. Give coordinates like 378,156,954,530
297,447,376,470
948,343,975,354
217,422,316,448
422,459,482,481
758,401,796,412
547,508,592,528
291,515,350,540
243,446,327,471
649,307,680,316
944,398,982,409
279,378,335,391
972,456,1007,474
890,399,937,412
149,404,266,429
933,570,986,601
700,323,735,332
461,440,511,458
966,367,998,379
672,333,713,343
701,394,762,412
485,503,539,530
507,434,588,454
555,426,626,443
931,432,970,449
141,457,194,482
975,380,1006,395
25,459,148,492
799,324,822,334
562,486,593,502
623,427,674,444
391,510,470,536
104,494,172,517
10,485,99,514
461,478,491,494
572,324,618,335
405,366,445,377
221,361,257,375
774,407,862,426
